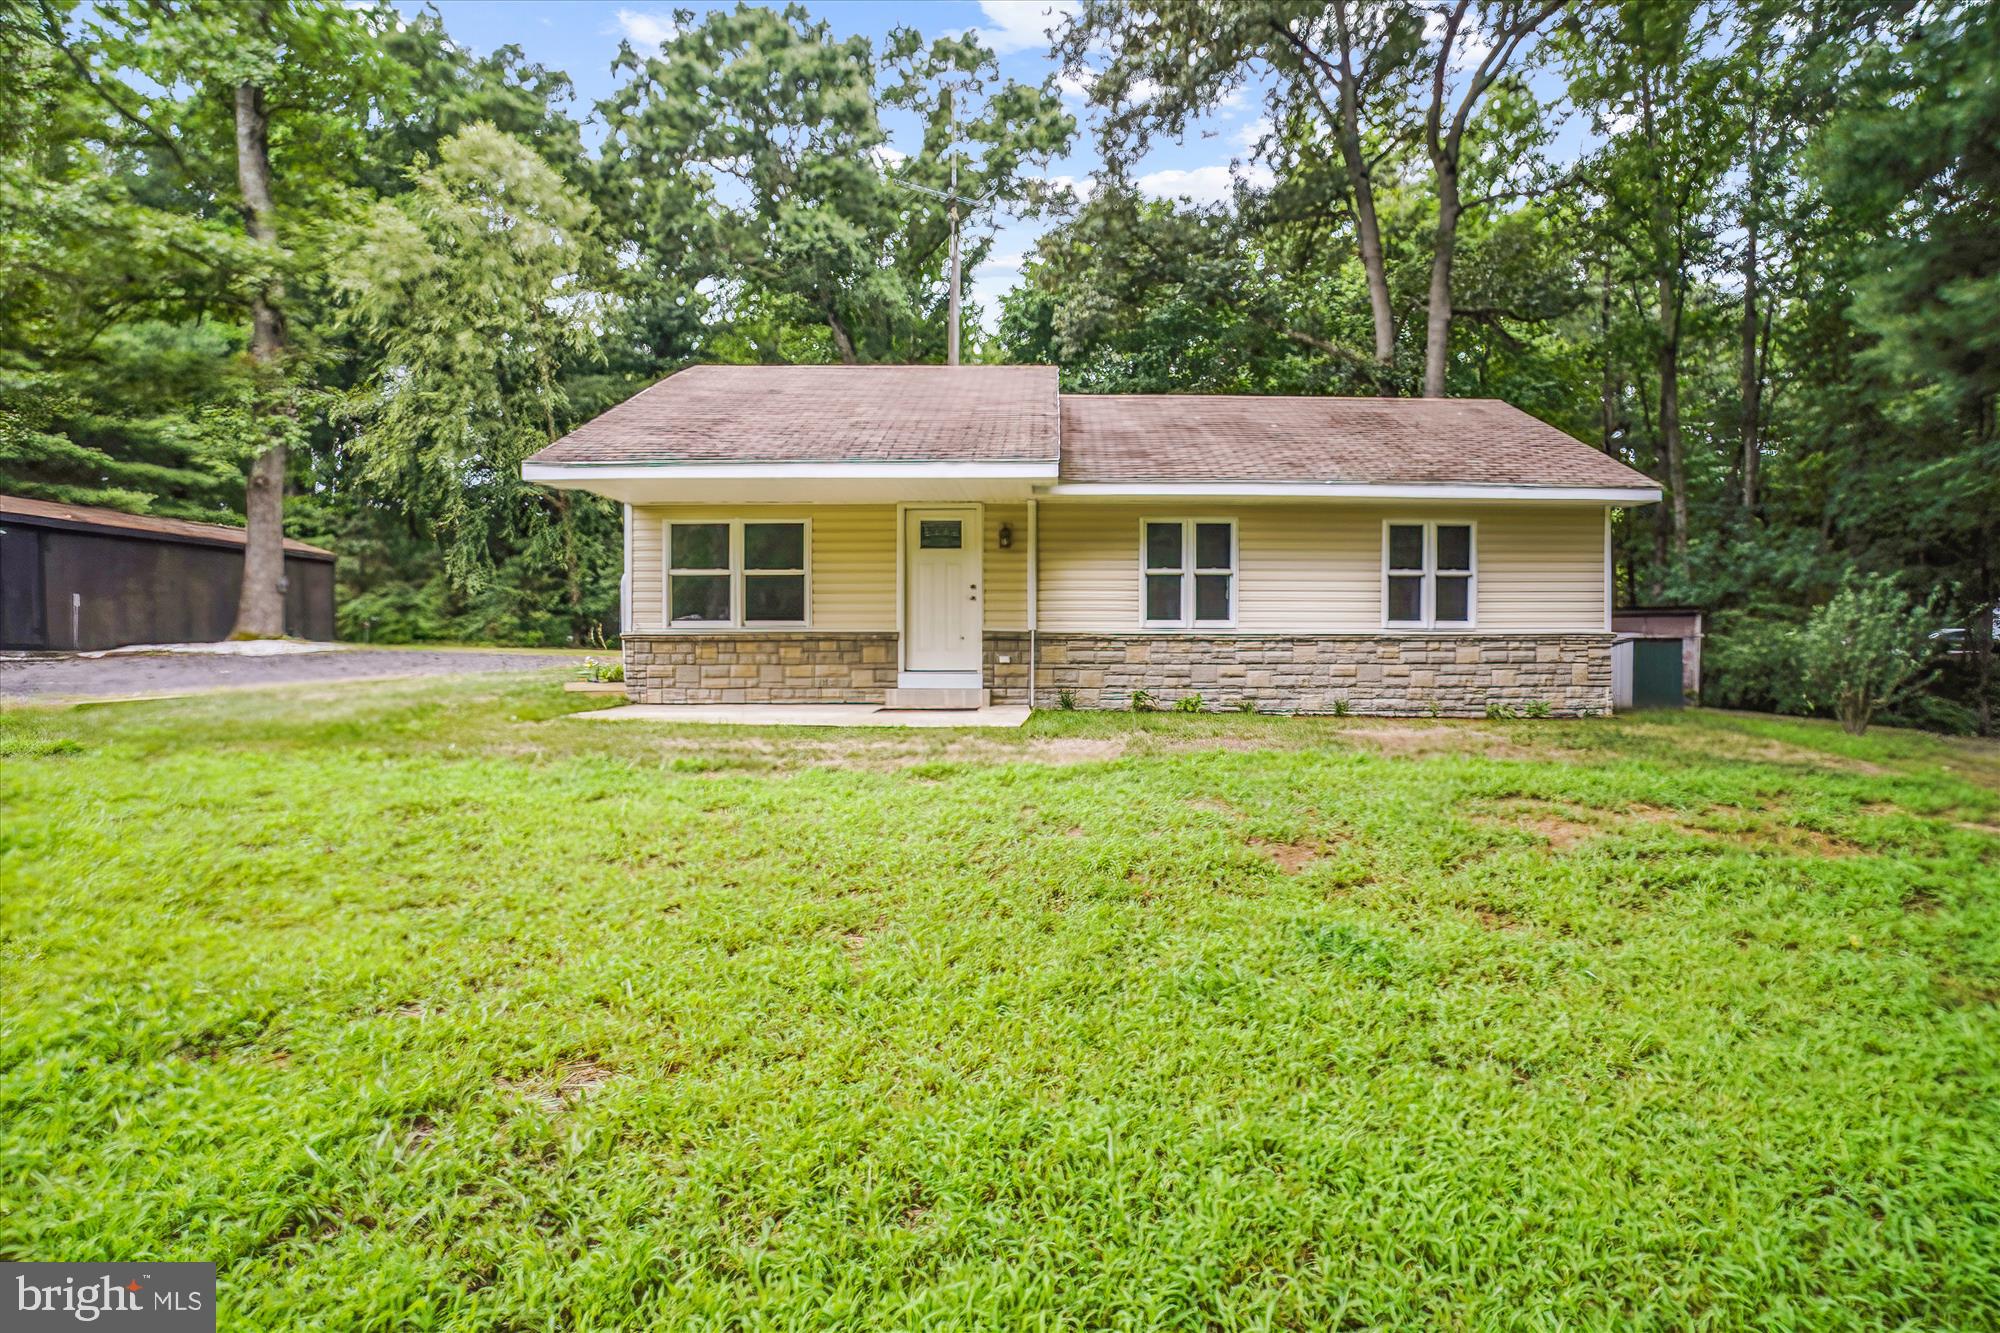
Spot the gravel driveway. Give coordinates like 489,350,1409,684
0,649,586,699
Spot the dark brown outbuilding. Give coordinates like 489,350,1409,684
0,495,334,650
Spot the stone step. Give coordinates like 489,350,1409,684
882,687,989,710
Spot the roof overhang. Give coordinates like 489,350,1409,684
1037,482,1662,505
521,460,1059,504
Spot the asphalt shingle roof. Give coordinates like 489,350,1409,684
528,366,1656,490
528,364,1060,465
1056,394,1656,488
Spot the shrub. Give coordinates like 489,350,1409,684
1331,698,1351,717
1795,573,1943,734
1129,689,1155,712
1523,699,1552,719
1057,689,1078,711
1174,693,1204,713
1485,702,1519,720
1234,697,1258,714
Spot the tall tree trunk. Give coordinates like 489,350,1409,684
231,80,288,639
1422,161,1460,397
1598,261,1619,450
1657,273,1688,558
1325,15,1395,368
1738,86,1764,517
827,309,858,364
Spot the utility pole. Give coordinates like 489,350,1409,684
947,149,961,366
883,90,993,367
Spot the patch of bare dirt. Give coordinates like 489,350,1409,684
1249,837,1321,873
1335,724,1589,764
498,1059,617,1115
1186,796,1241,818
1472,800,1604,850
1904,888,1943,915
1939,975,2000,1008
1472,905,1524,931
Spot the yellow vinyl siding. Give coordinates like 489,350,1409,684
983,504,1029,630
629,504,897,632
1034,501,1607,633
628,499,1608,635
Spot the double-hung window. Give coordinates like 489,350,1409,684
1142,518,1235,628
667,519,808,626
1383,520,1475,629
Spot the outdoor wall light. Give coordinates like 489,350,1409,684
998,523,1013,549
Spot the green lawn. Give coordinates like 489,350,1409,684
3,677,1997,1330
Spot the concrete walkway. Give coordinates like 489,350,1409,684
576,703,1032,729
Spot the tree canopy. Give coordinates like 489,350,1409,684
0,0,1992,729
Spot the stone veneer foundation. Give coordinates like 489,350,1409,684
624,631,1612,715
623,633,898,704
1031,634,1613,717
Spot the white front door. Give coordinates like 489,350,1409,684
903,507,981,676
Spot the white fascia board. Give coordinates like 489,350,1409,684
1040,482,1662,504
523,460,1059,483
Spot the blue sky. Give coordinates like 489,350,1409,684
397,1,1271,325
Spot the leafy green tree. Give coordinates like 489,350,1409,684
1059,0,1424,371
336,124,613,638
595,3,1072,366
1794,574,1943,734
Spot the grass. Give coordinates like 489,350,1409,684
2,675,1997,1330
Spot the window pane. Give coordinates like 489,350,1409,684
745,573,805,622
1436,524,1472,572
1388,524,1425,571
1145,521,1183,570
744,522,804,570
670,574,730,622
670,522,728,570
1194,573,1231,622
1387,575,1423,623
1435,575,1471,623
918,520,961,549
1146,573,1183,622
1194,522,1231,570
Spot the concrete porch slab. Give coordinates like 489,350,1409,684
574,703,1032,729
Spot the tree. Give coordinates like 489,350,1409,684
1060,0,1424,373
1416,0,1563,397
1562,0,1734,561
18,0,396,635
595,5,1071,366
1794,574,1942,734
337,125,612,636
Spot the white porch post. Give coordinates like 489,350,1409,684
1027,497,1038,709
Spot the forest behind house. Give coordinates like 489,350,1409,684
2,0,1994,731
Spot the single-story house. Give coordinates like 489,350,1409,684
523,366,1660,715
0,494,336,651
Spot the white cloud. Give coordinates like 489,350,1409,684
1038,173,1097,204
870,144,909,170
1134,162,1273,205
1055,69,1094,101
1422,8,1494,73
1234,115,1273,149
973,0,1079,55
613,8,678,49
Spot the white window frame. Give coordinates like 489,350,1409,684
1382,519,1477,630
1140,517,1237,629
664,517,811,629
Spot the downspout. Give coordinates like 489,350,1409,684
1027,497,1038,710
621,503,633,637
